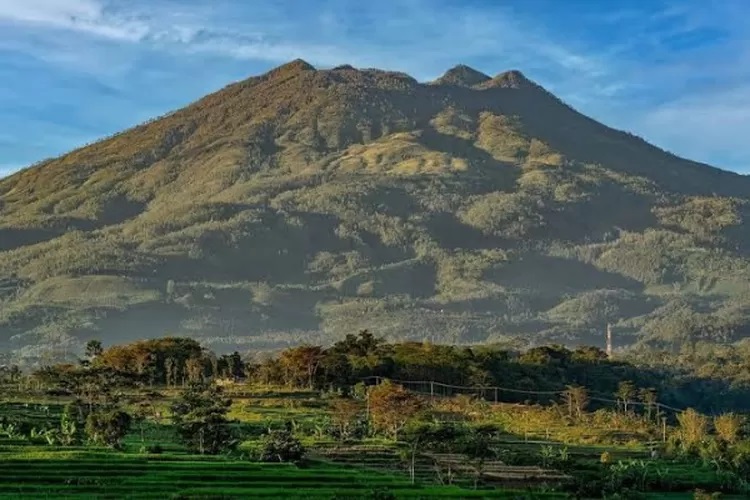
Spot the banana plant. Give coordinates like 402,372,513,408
0,422,22,439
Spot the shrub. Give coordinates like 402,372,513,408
260,424,306,463
171,382,237,455
714,413,745,444
85,409,132,449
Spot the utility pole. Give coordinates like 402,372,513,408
606,323,613,358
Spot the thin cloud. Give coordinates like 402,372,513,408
0,0,150,41
639,85,750,171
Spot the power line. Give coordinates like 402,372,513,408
363,376,685,414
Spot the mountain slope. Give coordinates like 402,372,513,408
2,60,750,361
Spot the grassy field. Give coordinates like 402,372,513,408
0,388,746,498
0,397,567,498
0,449,566,499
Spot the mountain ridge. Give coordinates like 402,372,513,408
2,60,750,362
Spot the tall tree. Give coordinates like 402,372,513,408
329,398,362,441
279,345,325,388
165,357,176,388
562,385,589,420
368,381,424,440
171,382,236,455
461,425,499,489
638,388,658,422
616,381,637,413
400,423,455,485
185,357,205,384
85,340,104,360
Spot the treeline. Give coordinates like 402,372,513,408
26,332,750,414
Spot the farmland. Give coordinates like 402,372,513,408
0,396,568,499
0,451,531,498
0,387,747,498
2,335,750,498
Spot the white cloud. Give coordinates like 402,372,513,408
0,0,608,82
639,85,750,171
179,33,353,68
0,0,150,41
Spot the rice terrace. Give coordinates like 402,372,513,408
1,335,750,498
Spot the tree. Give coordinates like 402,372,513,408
330,398,362,440
9,365,21,384
638,388,658,422
677,408,709,448
616,381,637,413
132,402,150,446
94,337,203,385
461,426,498,489
331,329,383,357
52,366,136,413
562,385,589,420
254,358,284,385
319,351,354,390
369,381,424,440
85,340,103,360
219,352,244,380
85,409,131,449
171,382,236,455
165,357,176,388
206,352,219,380
260,422,305,463
133,351,155,382
400,423,461,485
714,413,745,444
279,345,325,388
571,346,608,363
185,357,204,384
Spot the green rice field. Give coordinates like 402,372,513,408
0,449,564,498
0,392,746,498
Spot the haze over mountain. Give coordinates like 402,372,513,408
2,60,750,361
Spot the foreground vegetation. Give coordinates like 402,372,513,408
2,334,750,497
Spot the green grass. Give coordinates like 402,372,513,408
1,388,747,498
0,449,564,498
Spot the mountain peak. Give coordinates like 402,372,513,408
265,59,316,79
481,69,534,89
433,64,491,87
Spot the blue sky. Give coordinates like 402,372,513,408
0,0,749,177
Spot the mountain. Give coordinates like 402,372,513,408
2,60,750,361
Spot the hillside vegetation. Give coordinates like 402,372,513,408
3,336,750,497
2,60,750,360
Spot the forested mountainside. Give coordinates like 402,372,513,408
2,59,750,361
